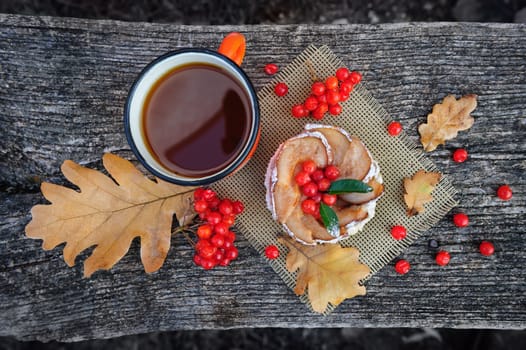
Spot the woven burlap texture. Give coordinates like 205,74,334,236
213,45,458,313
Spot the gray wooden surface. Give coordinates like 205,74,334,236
0,14,525,342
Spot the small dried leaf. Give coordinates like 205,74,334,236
419,94,477,152
25,153,196,277
403,169,441,216
279,236,370,313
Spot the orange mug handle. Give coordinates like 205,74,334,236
218,32,246,66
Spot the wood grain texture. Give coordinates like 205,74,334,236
0,14,525,341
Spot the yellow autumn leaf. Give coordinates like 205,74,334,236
279,236,370,314
419,94,477,152
25,153,196,277
403,169,441,216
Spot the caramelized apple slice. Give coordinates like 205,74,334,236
335,204,369,227
307,126,350,166
283,206,334,243
338,136,372,180
271,132,332,223
307,125,372,180
339,178,384,205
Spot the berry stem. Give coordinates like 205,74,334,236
182,231,197,248
171,220,200,236
304,60,319,82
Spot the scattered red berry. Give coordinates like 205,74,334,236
291,104,307,118
328,103,342,116
197,224,213,240
193,188,205,201
225,247,239,260
339,92,350,102
222,213,235,226
325,76,339,90
265,245,280,259
348,71,362,84
294,171,312,187
311,169,325,182
302,182,319,197
336,67,350,81
312,204,321,219
223,239,233,249
219,258,231,267
193,254,202,266
193,200,208,213
324,165,340,180
202,189,216,201
313,103,328,120
225,230,236,243
206,211,222,225
218,200,233,216
198,209,210,220
497,185,512,201
311,193,322,203
322,193,337,206
311,82,326,96
452,148,468,163
387,121,402,136
264,63,279,75
232,201,244,214
201,258,215,270
390,225,407,240
312,108,324,120
213,249,224,262
274,82,288,97
302,160,317,174
317,178,331,192
317,93,327,104
211,234,225,248
453,213,469,228
301,199,317,215
207,196,220,209
214,222,229,235
326,90,340,106
394,259,411,275
435,251,451,266
340,80,353,95
304,96,318,111
199,243,217,259
479,241,495,256
195,239,211,253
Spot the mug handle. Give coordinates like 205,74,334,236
218,32,246,66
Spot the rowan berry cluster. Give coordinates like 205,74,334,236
291,68,362,120
192,188,244,270
294,159,341,218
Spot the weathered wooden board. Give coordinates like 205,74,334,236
0,14,525,341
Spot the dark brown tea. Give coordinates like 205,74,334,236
142,63,251,177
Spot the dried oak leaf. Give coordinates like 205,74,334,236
25,153,196,277
419,94,477,152
403,169,441,216
278,235,370,314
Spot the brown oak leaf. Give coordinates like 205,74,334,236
25,153,196,277
278,236,370,314
403,169,441,216
419,94,477,152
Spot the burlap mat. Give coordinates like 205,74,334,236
213,45,458,313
